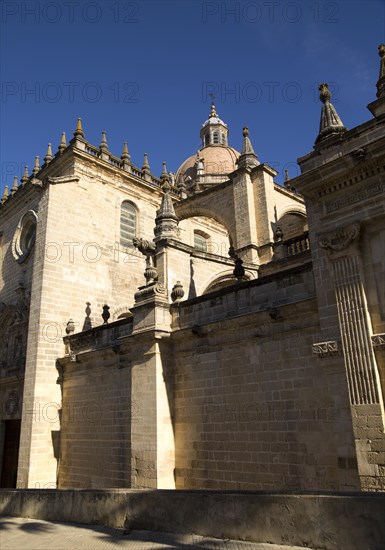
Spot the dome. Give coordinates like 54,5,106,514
175,100,242,189
176,145,240,185
202,116,227,128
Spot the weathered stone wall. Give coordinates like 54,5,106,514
171,267,359,492
2,488,385,550
58,348,132,489
56,264,360,492
296,114,385,491
0,186,42,484
0,150,237,488
58,320,175,490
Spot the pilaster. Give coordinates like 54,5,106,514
232,168,259,264
319,222,385,490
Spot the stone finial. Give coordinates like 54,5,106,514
284,169,290,185
99,131,109,151
11,176,19,195
102,304,110,324
367,44,385,117
58,132,67,154
376,43,385,99
121,141,130,161
154,181,179,242
315,83,347,144
237,127,259,169
195,151,205,177
142,153,150,172
209,95,218,118
233,257,245,282
160,162,168,182
21,165,29,185
274,227,283,242
171,281,185,303
132,238,158,286
32,156,40,176
65,319,75,335
1,186,9,204
169,171,176,186
177,179,187,199
319,83,332,104
74,117,85,139
44,143,53,164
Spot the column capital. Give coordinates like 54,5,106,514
319,222,360,258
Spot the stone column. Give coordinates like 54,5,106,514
320,222,385,490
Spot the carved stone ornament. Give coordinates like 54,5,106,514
134,282,167,303
171,281,184,303
372,333,385,350
319,223,360,252
5,391,20,416
312,340,339,357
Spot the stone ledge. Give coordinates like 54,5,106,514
0,489,384,550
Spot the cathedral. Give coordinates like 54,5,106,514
0,45,384,494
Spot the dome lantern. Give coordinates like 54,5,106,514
200,96,229,148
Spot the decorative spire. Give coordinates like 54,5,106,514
315,83,347,144
367,44,385,117
237,127,259,169
1,186,9,204
142,153,150,172
284,169,290,185
44,143,53,164
21,165,29,185
376,43,385,99
284,169,296,193
154,178,179,242
99,131,108,151
160,162,168,182
200,96,229,147
241,127,256,155
58,132,67,154
74,117,85,139
11,176,19,195
32,156,40,176
209,95,218,118
121,141,130,161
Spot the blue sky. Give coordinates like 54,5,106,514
0,0,384,195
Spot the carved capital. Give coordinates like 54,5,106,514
134,282,167,303
319,223,360,254
372,333,385,350
312,340,339,357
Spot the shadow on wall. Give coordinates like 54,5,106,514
0,489,385,550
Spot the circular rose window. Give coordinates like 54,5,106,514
12,210,38,263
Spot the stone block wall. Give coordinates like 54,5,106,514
171,271,359,492
56,265,360,492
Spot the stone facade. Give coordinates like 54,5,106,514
0,48,384,492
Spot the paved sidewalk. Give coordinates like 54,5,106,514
0,517,315,549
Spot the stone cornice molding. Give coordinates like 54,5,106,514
47,175,80,185
295,146,385,200
312,340,339,357
372,333,385,350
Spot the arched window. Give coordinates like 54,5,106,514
120,202,136,248
221,133,226,144
205,132,210,147
194,231,209,252
213,131,219,144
